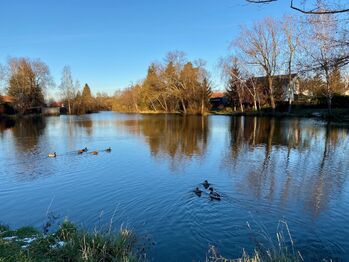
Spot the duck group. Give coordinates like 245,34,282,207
48,147,111,158
194,180,221,200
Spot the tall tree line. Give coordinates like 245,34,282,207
113,52,212,115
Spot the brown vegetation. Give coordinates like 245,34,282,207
112,52,212,115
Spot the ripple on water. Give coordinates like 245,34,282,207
0,113,349,261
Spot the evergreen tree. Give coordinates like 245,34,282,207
225,64,244,112
81,84,94,113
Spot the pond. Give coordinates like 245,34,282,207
0,112,348,261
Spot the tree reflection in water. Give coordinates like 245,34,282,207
120,115,209,169
75,115,93,136
0,118,16,137
11,117,46,152
226,116,349,217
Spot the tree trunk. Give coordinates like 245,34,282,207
325,70,332,116
149,99,157,112
268,76,276,111
163,97,168,112
181,98,187,114
240,102,244,113
287,58,293,114
288,99,292,114
327,94,332,116
68,99,71,115
201,95,205,115
253,96,257,111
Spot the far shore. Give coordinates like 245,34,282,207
2,107,349,125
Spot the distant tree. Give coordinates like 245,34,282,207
96,92,112,111
112,52,212,115
330,66,346,95
302,12,349,113
74,90,82,114
59,66,75,115
81,83,94,113
142,64,162,111
0,64,5,95
225,58,245,112
7,58,52,114
235,18,281,111
200,77,212,114
282,16,301,112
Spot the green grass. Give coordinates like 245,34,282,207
0,220,138,262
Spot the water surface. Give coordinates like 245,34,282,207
0,113,348,261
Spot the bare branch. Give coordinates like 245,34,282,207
245,0,349,14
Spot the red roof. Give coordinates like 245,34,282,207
210,92,225,99
0,96,14,103
49,101,61,107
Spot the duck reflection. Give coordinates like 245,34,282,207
226,117,349,217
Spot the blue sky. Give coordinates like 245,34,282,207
0,0,294,96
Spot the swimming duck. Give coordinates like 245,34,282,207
203,180,210,189
105,147,112,152
78,147,88,154
209,187,221,200
48,152,56,158
194,187,202,197
91,151,98,155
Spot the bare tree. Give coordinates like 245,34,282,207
59,66,75,115
302,11,349,114
282,16,301,112
245,0,349,14
236,18,281,111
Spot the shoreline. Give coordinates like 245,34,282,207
2,108,349,125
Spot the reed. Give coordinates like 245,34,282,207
206,220,305,262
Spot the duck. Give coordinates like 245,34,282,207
105,147,112,152
209,187,221,200
78,147,88,154
202,180,210,189
91,151,98,155
48,152,56,158
194,187,202,197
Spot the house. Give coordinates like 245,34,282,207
209,92,228,110
0,95,15,115
254,74,307,102
42,107,60,116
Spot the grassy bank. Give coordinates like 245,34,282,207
0,220,332,261
0,221,137,262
